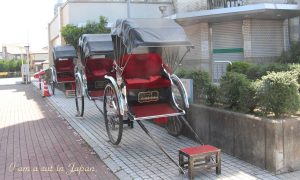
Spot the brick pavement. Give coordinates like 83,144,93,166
30,79,300,180
0,80,117,180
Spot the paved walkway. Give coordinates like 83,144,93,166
0,79,117,180
30,79,300,180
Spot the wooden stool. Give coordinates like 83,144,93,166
179,145,221,179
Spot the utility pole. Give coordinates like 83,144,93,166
24,45,30,84
127,0,131,18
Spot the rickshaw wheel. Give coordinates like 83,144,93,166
50,81,56,95
75,77,84,117
166,81,186,137
104,83,123,145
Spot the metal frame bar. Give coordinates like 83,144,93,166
136,120,185,174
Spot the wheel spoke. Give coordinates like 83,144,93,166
104,84,123,145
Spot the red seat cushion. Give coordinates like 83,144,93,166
122,53,171,89
58,66,73,72
85,58,113,79
55,59,74,73
125,75,170,89
180,145,220,156
57,76,75,82
92,69,107,77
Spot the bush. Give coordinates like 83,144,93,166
227,61,254,74
278,42,300,63
204,84,218,105
0,59,24,72
175,69,218,105
256,71,300,117
61,16,110,49
228,61,291,80
245,65,261,80
219,72,257,112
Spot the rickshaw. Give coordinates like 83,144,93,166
75,34,115,117
104,18,202,172
50,45,77,95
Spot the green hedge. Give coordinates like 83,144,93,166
256,71,300,117
219,72,257,112
0,59,25,72
176,69,218,105
278,42,300,64
227,61,290,80
176,63,300,117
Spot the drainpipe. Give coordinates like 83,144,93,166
127,0,131,18
288,18,291,48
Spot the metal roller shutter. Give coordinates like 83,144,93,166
251,20,283,58
212,21,244,62
212,21,243,83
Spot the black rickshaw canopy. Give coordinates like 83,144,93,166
111,18,193,52
79,34,114,58
53,45,77,60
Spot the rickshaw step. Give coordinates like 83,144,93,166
179,145,221,179
65,90,75,97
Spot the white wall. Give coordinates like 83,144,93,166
244,0,289,5
49,15,60,40
175,0,207,13
31,53,49,61
67,2,173,26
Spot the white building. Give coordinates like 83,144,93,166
171,0,300,82
48,0,300,82
48,0,174,64
30,47,49,72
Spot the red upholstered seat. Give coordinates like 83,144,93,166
122,53,171,89
55,59,74,73
125,76,170,89
180,145,220,156
92,69,107,77
85,58,113,79
57,76,75,82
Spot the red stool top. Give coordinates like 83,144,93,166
180,145,220,155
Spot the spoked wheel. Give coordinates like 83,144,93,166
166,81,187,137
75,77,84,117
104,83,123,145
50,81,56,95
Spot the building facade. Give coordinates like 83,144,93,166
48,0,174,64
172,0,300,82
30,47,49,72
48,0,300,82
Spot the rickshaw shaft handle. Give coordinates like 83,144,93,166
136,120,185,174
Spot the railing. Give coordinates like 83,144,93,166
212,61,232,84
207,0,244,9
70,0,172,3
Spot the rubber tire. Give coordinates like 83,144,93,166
75,77,84,117
166,80,186,137
104,83,123,145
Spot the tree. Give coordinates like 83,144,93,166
61,16,110,49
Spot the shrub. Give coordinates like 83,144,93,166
260,63,290,75
245,65,261,80
256,71,300,117
278,42,300,63
175,69,218,105
204,84,218,105
227,61,254,74
219,72,257,112
0,59,24,72
289,64,300,84
61,16,110,49
228,61,291,80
